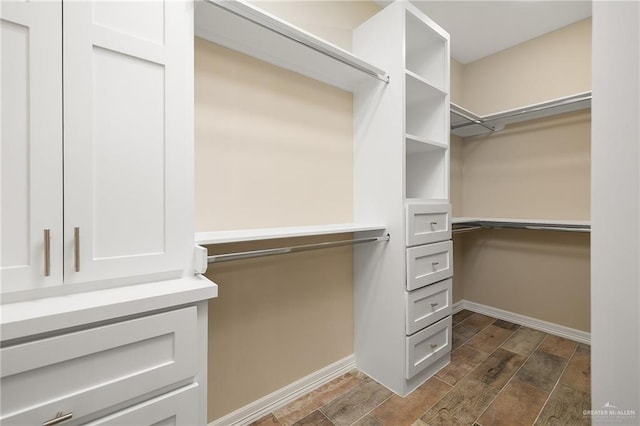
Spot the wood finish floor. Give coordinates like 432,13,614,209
251,311,591,426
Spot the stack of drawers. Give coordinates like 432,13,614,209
404,203,453,380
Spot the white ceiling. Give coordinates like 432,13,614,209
379,1,592,64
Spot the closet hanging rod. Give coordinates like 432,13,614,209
523,226,590,233
452,225,486,234
452,92,592,131
207,234,391,264
484,92,592,122
207,1,390,85
453,222,590,233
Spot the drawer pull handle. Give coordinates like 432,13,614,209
74,227,80,272
430,221,438,227
44,229,51,277
431,302,439,308
430,343,438,349
43,412,72,426
432,261,440,268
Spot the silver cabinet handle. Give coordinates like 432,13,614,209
44,229,51,277
432,261,440,268
431,302,439,308
430,343,438,349
430,221,438,226
43,412,72,426
74,227,80,272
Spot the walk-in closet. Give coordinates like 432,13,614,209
1,0,638,425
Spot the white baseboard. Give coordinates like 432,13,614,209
208,355,356,426
452,299,591,345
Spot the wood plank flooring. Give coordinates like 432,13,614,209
251,311,591,426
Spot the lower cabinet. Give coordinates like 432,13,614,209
86,384,199,426
1,306,202,425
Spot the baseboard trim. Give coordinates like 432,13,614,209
453,299,591,345
208,355,356,426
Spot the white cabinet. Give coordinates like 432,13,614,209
1,1,63,293
1,2,214,424
353,1,451,396
1,305,203,425
1,0,194,297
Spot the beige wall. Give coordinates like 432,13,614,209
460,230,590,332
195,2,380,421
461,18,591,115
462,110,591,220
452,19,591,331
251,1,381,51
205,235,353,420
195,39,354,231
450,58,464,106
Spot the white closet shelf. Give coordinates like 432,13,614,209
451,91,592,138
194,0,388,92
195,223,387,245
453,217,590,233
405,70,446,95
406,133,448,152
0,276,218,341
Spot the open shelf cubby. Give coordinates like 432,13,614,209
405,145,448,200
405,8,447,90
405,72,447,144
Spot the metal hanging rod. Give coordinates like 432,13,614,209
485,92,592,122
208,234,390,264
453,222,590,234
451,92,592,133
209,1,389,85
452,225,486,235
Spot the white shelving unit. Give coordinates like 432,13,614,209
353,2,451,396
194,0,390,249
194,0,388,92
451,91,592,138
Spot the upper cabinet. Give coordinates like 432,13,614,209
1,1,195,299
1,2,63,294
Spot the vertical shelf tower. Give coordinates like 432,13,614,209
353,1,452,396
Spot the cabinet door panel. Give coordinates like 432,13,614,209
0,2,63,292
63,1,193,284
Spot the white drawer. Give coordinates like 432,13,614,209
406,316,451,380
0,307,198,425
86,383,199,426
406,203,451,247
406,278,452,335
406,240,453,291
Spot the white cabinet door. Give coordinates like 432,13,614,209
1,2,63,292
62,1,194,284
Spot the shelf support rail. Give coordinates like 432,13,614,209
208,0,390,85
207,234,391,264
450,106,495,133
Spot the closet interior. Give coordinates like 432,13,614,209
193,0,591,423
